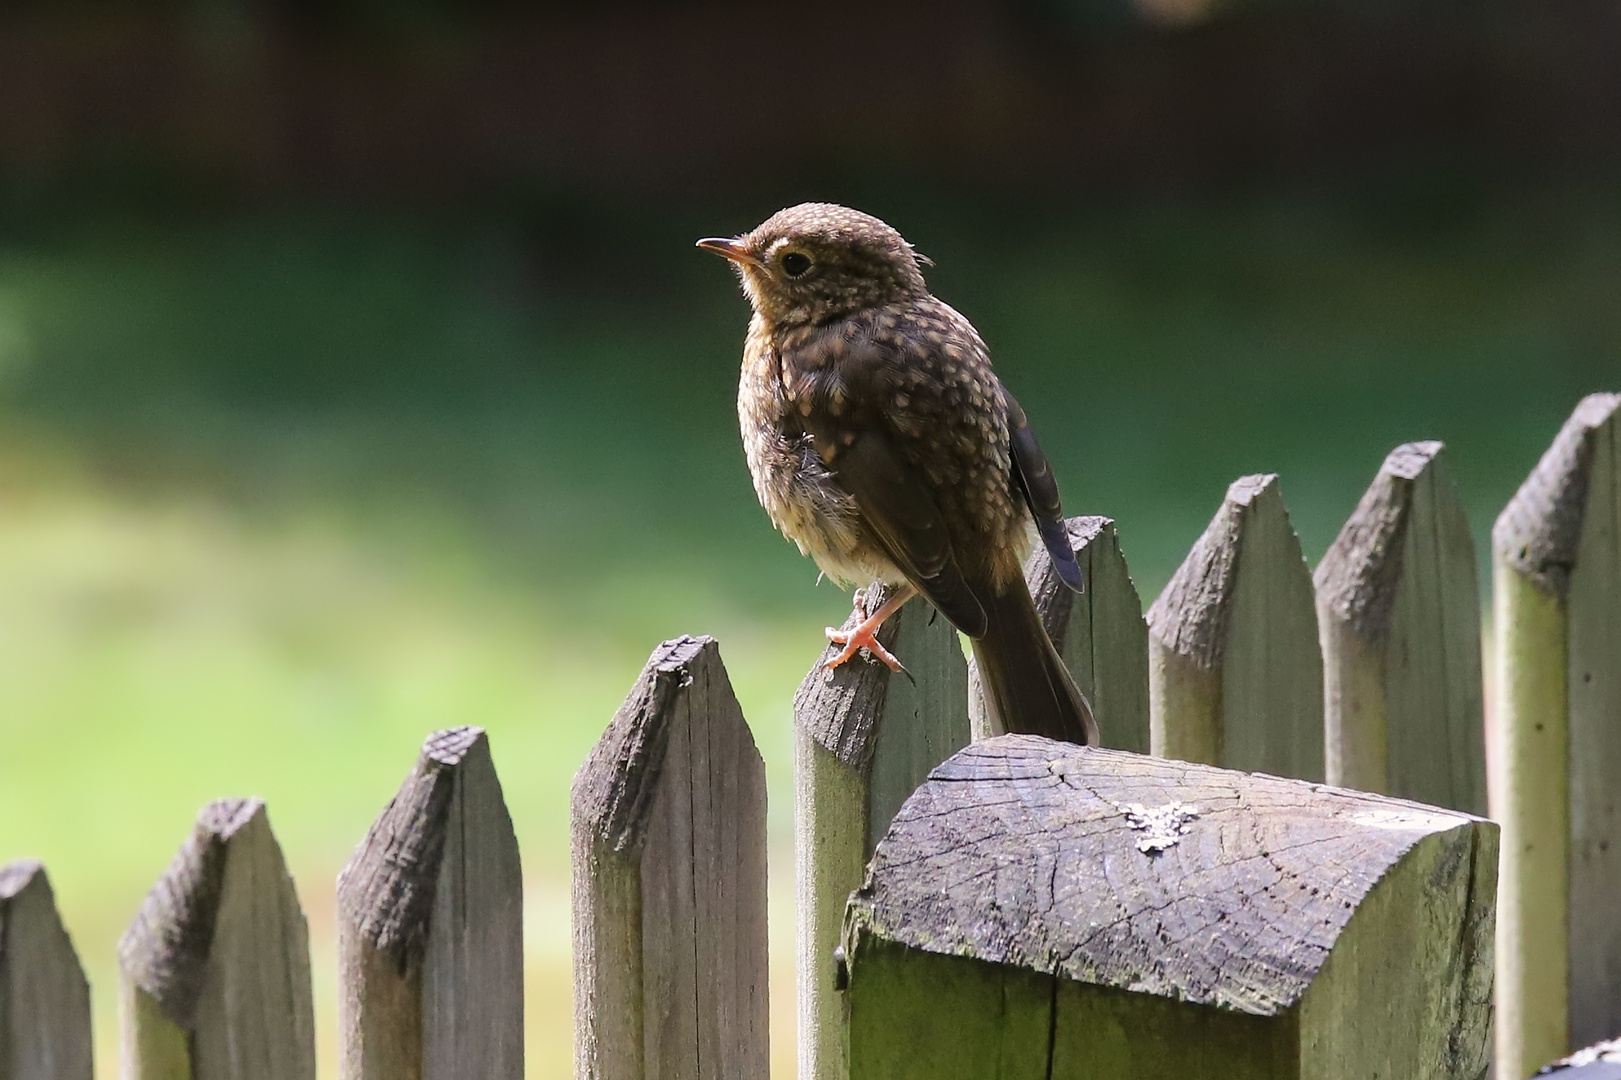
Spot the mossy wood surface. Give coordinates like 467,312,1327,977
844,735,1495,1079
969,516,1148,751
1492,392,1621,1077
571,636,768,1080
1148,474,1323,781
338,726,523,1080
1315,441,1484,813
118,799,316,1080
793,589,969,1080
0,860,93,1080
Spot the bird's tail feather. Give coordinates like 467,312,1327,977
971,582,1099,746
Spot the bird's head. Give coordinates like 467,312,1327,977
697,203,929,328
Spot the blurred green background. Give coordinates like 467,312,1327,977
0,1,1618,1077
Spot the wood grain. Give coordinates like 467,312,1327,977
1565,395,1621,1055
792,586,970,1080
969,516,1149,751
338,726,523,1080
572,635,768,1080
1492,392,1621,1077
1494,562,1569,1080
844,735,1496,1079
1315,441,1485,812
1148,474,1324,781
119,798,315,1080
0,860,93,1080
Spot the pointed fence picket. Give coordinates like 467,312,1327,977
1315,440,1485,814
118,798,316,1080
0,860,93,1080
572,635,770,1080
1147,472,1324,781
793,586,971,1080
1492,393,1621,1079
339,725,523,1080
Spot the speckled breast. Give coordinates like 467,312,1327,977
735,316,896,588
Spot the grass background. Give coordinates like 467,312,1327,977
0,177,1616,1076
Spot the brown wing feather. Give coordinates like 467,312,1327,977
790,327,990,637
826,427,988,637
1003,389,1085,592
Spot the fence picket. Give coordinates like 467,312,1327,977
119,798,315,1080
1147,473,1323,780
793,587,970,1080
0,860,93,1080
571,635,768,1080
1315,441,1485,813
1492,392,1621,1078
969,516,1149,751
338,725,523,1080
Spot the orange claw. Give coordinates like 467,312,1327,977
823,585,917,672
825,621,904,671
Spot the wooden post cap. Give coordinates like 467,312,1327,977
842,735,1497,1080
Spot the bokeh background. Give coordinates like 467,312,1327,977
0,0,1617,1075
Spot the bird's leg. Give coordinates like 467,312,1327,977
825,584,917,672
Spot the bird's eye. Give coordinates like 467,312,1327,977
781,251,812,277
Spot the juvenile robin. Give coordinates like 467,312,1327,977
698,203,1098,746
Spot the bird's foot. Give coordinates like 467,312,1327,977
823,584,917,672
825,621,904,672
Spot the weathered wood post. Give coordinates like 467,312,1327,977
0,860,93,1080
794,586,970,1080
1147,473,1324,780
572,635,768,1080
119,798,316,1080
842,734,1497,1080
969,516,1149,751
338,725,523,1080
1315,441,1485,813
1492,392,1621,1079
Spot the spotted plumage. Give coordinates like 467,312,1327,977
700,203,1097,745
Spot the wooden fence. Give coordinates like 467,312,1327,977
1,726,522,1080
1,394,1617,1079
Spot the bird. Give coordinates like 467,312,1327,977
696,203,1098,746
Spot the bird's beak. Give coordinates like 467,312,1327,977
696,236,763,268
